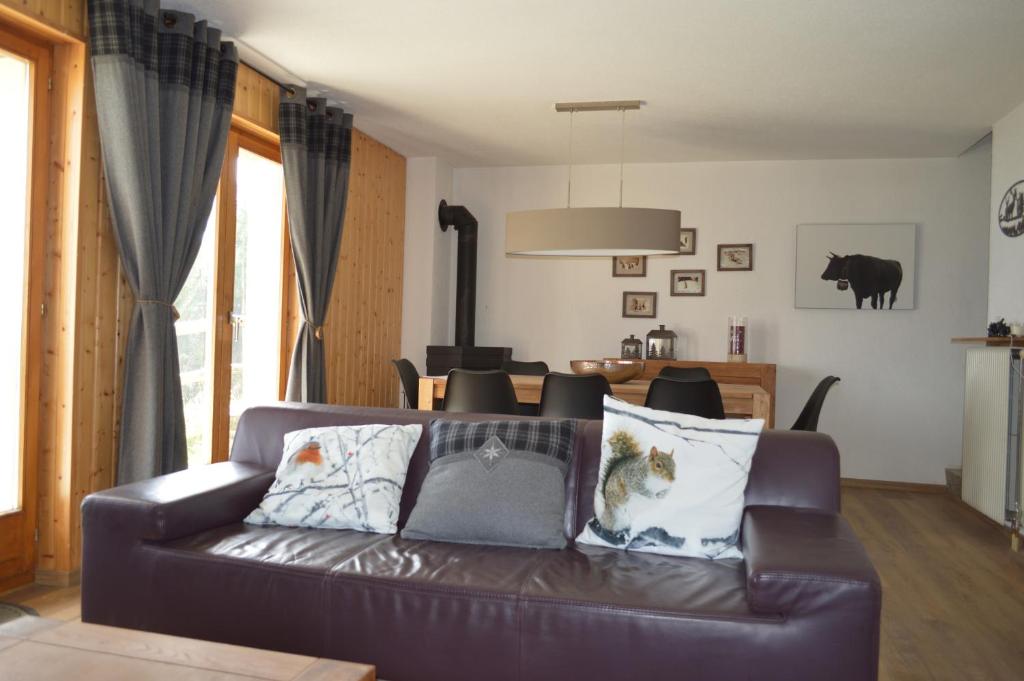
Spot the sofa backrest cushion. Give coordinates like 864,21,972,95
231,404,587,536
231,403,840,539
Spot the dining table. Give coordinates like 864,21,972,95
417,374,772,422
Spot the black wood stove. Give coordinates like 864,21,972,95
425,200,512,376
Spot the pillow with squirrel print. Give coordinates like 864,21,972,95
576,396,764,559
245,423,423,534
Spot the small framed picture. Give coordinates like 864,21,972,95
717,243,753,271
679,228,697,255
670,269,706,296
622,291,657,318
612,255,647,277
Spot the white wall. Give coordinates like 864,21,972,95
400,157,454,386
989,101,1024,322
451,146,992,483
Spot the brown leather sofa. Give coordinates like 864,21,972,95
81,403,880,681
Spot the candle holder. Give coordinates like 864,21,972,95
728,316,747,363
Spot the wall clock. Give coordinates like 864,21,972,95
998,180,1024,237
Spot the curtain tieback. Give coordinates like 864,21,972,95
304,319,324,341
137,299,181,322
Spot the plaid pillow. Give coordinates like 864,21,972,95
402,419,577,549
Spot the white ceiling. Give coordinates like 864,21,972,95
175,0,1024,167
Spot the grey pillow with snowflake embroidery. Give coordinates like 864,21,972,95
401,419,577,549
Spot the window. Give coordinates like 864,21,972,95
176,127,287,466
228,147,286,443
0,46,32,513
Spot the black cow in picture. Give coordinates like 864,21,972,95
820,253,903,309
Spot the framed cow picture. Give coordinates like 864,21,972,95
622,291,657,318
717,244,753,271
679,228,697,255
795,223,917,310
670,269,705,296
612,255,647,277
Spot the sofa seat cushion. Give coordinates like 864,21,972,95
138,524,386,657
518,545,796,681
324,536,550,681
523,544,772,620
163,522,388,574
332,535,547,595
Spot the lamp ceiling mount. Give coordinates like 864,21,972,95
554,100,644,113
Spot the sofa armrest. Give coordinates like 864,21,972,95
81,462,275,542
744,430,841,513
742,506,880,616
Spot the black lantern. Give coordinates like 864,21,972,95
621,334,642,359
646,324,677,360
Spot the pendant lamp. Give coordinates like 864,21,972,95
506,100,680,257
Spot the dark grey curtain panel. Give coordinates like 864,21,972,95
88,0,237,483
280,87,354,403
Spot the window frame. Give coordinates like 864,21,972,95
202,120,292,464
0,21,50,590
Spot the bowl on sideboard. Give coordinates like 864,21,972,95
569,359,645,384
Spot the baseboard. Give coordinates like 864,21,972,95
0,571,34,595
841,477,948,494
34,568,80,588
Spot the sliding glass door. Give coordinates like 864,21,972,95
0,27,48,589
228,146,286,443
176,127,288,466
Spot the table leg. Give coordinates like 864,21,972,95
417,377,435,411
753,392,771,426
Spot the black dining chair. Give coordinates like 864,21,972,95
538,372,613,420
391,358,420,409
442,369,521,415
500,359,550,376
657,365,712,381
791,376,841,432
644,377,726,419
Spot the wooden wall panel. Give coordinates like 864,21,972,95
0,0,83,38
233,64,279,134
322,131,406,409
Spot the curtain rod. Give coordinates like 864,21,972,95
239,58,296,97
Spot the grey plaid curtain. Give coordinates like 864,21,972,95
89,0,237,482
280,87,353,403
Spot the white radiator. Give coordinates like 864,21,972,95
961,347,1022,525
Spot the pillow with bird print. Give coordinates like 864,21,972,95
576,396,763,559
244,423,423,534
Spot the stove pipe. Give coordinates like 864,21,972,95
438,200,478,347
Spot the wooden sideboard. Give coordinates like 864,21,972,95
611,359,777,427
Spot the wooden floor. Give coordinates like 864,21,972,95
842,487,1024,681
2,488,1022,680
1,583,80,622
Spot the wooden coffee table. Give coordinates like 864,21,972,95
0,616,374,680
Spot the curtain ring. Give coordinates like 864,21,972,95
162,13,177,28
